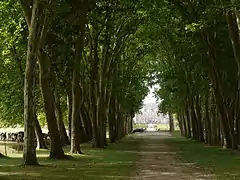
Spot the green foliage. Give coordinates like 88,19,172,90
0,1,26,126
141,0,238,117
0,0,155,129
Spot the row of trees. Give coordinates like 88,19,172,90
155,1,240,149
0,0,154,165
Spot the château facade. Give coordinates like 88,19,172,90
134,103,168,124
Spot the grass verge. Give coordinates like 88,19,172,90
133,123,180,131
166,132,240,179
0,136,141,180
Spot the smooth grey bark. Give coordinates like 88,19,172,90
33,113,48,149
70,15,86,154
168,112,175,132
39,53,67,159
22,0,39,165
67,93,72,142
54,89,70,146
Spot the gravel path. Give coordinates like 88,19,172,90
132,132,215,180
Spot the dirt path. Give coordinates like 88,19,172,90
132,132,215,180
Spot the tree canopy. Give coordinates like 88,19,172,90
1,0,240,165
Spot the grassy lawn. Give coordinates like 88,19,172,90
133,123,179,131
133,124,147,129
167,132,240,179
0,136,141,180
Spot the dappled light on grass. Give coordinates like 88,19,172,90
174,162,196,166
167,133,240,179
161,172,176,175
0,172,42,177
0,136,140,180
85,174,130,179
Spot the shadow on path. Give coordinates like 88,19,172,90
132,132,215,180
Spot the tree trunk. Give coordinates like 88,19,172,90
210,91,220,145
54,90,70,146
195,96,204,142
168,112,174,132
70,14,86,154
204,32,233,148
71,111,83,153
22,0,39,165
109,105,116,143
180,110,187,137
226,9,240,150
177,113,184,135
33,113,48,149
205,93,212,145
236,87,240,145
67,92,72,142
129,112,134,133
190,104,198,141
39,53,67,159
90,24,103,149
185,105,192,138
81,105,92,141
98,85,108,147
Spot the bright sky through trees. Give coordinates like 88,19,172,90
143,85,159,104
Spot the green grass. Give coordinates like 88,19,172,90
133,123,180,131
167,132,240,179
133,124,147,129
0,136,141,180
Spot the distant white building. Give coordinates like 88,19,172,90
134,102,169,124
